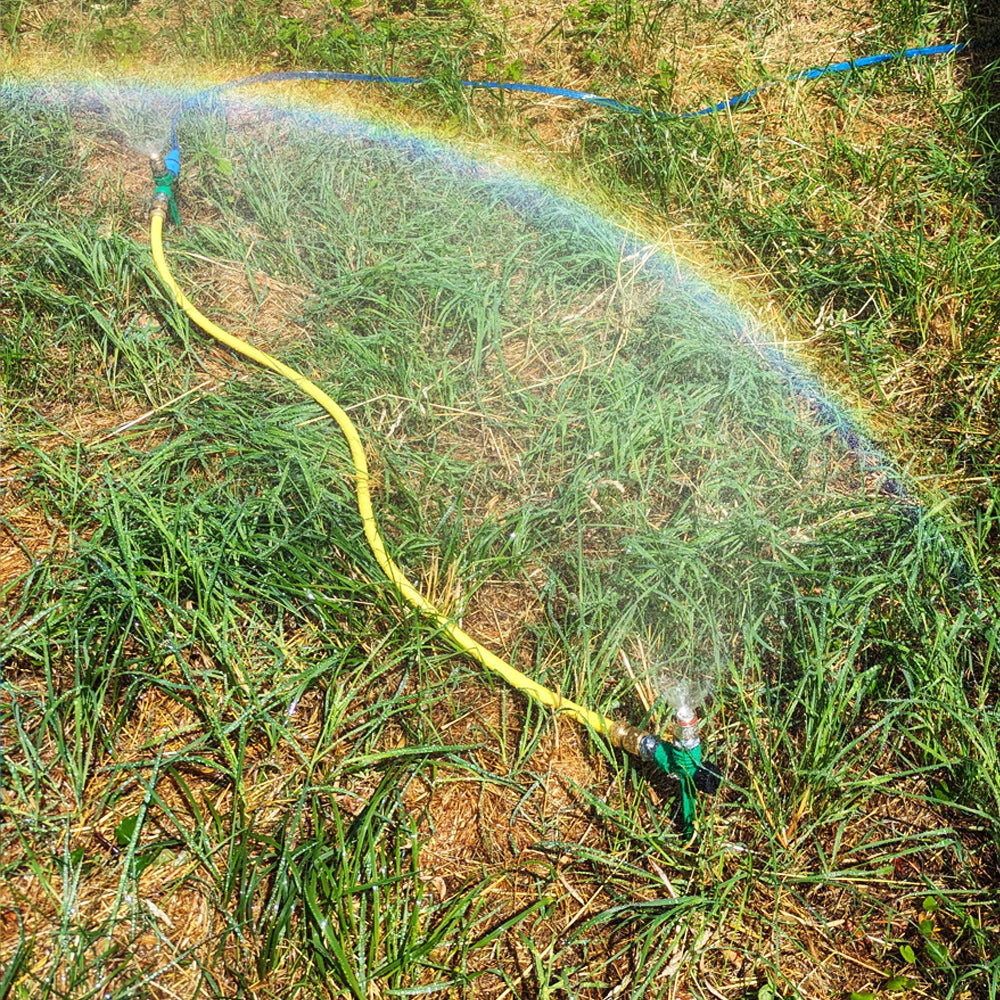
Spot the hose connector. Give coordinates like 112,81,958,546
606,719,657,757
150,191,170,221
150,151,181,227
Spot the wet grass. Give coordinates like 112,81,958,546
2,2,1000,999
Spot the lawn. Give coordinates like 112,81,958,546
1,2,998,998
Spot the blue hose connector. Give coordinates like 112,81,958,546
164,145,180,178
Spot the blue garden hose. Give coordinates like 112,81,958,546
168,41,970,156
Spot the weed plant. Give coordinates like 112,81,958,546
2,2,1000,999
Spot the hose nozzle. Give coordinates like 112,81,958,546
674,709,700,749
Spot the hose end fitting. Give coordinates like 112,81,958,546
606,719,654,758
150,191,170,221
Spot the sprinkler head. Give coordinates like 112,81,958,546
641,711,723,838
150,147,180,179
602,709,722,837
674,710,700,750
672,711,722,794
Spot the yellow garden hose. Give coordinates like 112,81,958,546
148,197,656,753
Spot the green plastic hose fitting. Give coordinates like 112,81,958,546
150,153,181,227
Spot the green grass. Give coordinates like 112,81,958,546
2,3,1000,999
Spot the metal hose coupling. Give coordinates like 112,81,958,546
150,191,170,221
605,719,661,758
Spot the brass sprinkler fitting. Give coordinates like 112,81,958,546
606,719,661,760
150,191,170,221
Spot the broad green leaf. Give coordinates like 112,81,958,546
115,813,140,847
925,940,950,968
